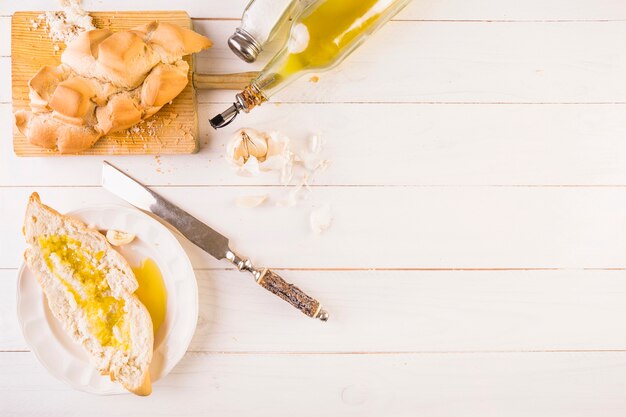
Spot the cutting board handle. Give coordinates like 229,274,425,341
193,72,260,90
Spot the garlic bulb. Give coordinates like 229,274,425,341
227,128,269,165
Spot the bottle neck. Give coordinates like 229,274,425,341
252,46,302,99
239,83,267,111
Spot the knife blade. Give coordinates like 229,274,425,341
101,161,328,321
102,161,231,260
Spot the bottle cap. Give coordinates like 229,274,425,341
228,28,263,63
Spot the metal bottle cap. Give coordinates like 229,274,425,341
228,28,262,63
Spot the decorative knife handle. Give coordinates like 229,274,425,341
226,251,329,321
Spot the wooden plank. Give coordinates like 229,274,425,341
0,17,10,56
5,103,626,187
0,270,20,351
5,268,626,352
3,186,626,270
11,11,199,156
0,58,9,103
3,351,626,416
193,20,626,104
6,21,626,105
2,0,626,21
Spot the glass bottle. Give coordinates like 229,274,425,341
211,0,413,129
228,0,315,63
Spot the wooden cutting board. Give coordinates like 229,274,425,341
12,11,201,156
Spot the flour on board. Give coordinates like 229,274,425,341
36,0,95,45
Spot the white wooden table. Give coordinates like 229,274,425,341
3,0,626,415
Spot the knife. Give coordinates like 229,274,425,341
101,161,329,321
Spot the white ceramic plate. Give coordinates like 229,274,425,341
17,205,198,395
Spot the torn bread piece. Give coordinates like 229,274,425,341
23,193,153,395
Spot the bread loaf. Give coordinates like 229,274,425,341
23,193,154,395
15,22,212,153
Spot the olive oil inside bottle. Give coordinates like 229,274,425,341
261,0,396,92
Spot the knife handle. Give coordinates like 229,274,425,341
226,251,329,321
257,269,329,321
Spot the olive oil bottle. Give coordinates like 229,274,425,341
211,0,412,128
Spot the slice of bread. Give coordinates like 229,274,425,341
23,193,153,395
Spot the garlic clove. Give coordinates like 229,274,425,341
235,195,268,208
310,204,333,234
227,128,268,165
106,229,136,246
280,154,294,185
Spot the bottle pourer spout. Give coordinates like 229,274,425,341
210,85,265,129
210,103,241,129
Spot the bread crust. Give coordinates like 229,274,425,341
23,193,154,395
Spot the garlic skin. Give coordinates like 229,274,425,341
261,131,293,183
261,155,289,171
308,134,323,154
106,229,136,246
310,204,333,234
265,131,290,157
227,128,269,166
224,129,333,234
276,181,305,208
241,155,261,177
276,192,298,208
